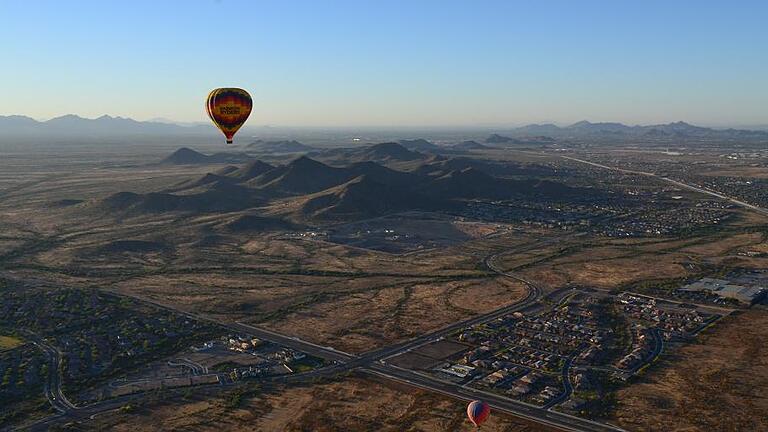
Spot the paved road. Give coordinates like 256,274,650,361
366,363,625,432
25,237,627,432
354,245,626,432
22,331,77,413
348,245,545,365
24,354,356,432
646,328,664,367
544,351,578,410
230,322,355,363
21,154,736,432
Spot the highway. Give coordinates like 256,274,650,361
24,238,627,432
230,322,355,363
558,154,768,217
24,350,360,432
346,244,547,366
21,152,756,432
349,245,625,432
365,363,624,432
224,273,626,432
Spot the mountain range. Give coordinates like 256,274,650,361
316,142,431,164
4,114,765,144
0,114,206,136
506,120,768,140
93,145,591,222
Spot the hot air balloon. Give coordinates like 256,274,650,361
206,87,252,144
467,400,490,428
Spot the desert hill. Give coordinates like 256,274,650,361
222,214,300,232
413,157,555,178
247,156,357,195
161,147,252,165
419,167,579,200
297,175,438,220
229,160,276,180
360,142,426,161
98,149,593,222
346,161,420,187
399,138,442,152
100,182,266,216
314,142,429,165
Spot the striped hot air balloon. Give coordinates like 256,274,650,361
206,87,252,144
467,400,490,427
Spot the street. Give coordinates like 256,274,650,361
23,238,629,432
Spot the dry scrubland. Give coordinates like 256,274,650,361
614,308,768,431
263,276,525,352
3,155,767,353
86,376,556,432
491,218,768,292
0,335,23,351
102,239,528,352
4,150,768,431
20,217,531,352
0,157,539,352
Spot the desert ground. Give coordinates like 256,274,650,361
613,308,768,432
85,375,558,432
3,145,768,431
2,150,766,355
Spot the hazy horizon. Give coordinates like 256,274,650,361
5,112,768,132
2,1,767,127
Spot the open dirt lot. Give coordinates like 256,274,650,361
262,276,526,353
85,376,558,432
613,308,768,431
492,223,768,293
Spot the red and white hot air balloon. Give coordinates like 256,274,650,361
467,400,490,427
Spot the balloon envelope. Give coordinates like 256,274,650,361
467,400,490,427
206,88,252,144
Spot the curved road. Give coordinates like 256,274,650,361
25,237,627,432
22,331,77,414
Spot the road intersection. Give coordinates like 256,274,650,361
24,240,628,432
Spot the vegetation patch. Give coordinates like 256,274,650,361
0,335,23,351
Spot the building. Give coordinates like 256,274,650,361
436,363,475,378
679,277,766,304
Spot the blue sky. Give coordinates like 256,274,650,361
1,0,766,126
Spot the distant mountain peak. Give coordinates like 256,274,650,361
289,155,324,168
161,147,208,164
485,133,516,143
362,142,425,161
398,138,441,151
229,159,275,180
160,147,252,165
48,114,84,122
